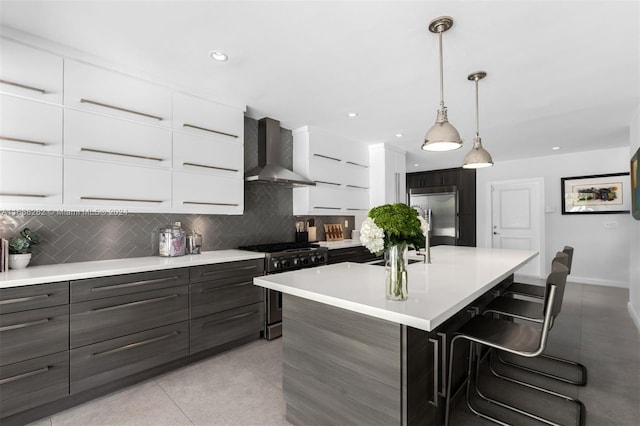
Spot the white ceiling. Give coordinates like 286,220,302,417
1,0,638,171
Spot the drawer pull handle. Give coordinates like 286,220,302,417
345,161,368,168
91,294,179,313
201,281,253,294
437,332,447,397
313,206,341,210
91,331,180,357
0,192,47,198
183,123,238,139
91,276,181,292
200,264,257,277
346,185,369,190
183,201,239,207
0,366,49,385
182,162,239,173
81,196,164,203
0,79,47,94
202,311,258,328
313,154,341,162
0,136,47,146
80,98,163,121
346,208,368,211
314,180,341,186
0,318,50,332
428,337,439,407
80,147,164,162
0,294,50,305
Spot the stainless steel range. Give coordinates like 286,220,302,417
239,242,328,340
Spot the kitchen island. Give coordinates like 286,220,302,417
253,246,538,426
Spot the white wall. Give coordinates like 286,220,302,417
629,105,640,331
476,147,634,288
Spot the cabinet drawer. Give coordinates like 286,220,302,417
327,246,374,264
0,281,68,313
0,38,63,104
173,132,242,177
64,109,172,168
190,303,263,355
0,305,68,366
64,60,172,126
0,95,63,154
173,92,243,142
191,277,264,319
0,151,63,207
63,158,172,212
190,259,264,284
71,268,188,302
172,170,243,215
0,351,68,418
70,285,188,348
70,321,188,394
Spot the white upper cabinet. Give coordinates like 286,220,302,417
0,38,63,104
369,143,407,206
64,60,172,126
64,158,171,212
0,151,63,208
293,126,370,215
173,92,243,142
64,109,172,168
0,94,63,154
172,132,242,177
172,171,243,215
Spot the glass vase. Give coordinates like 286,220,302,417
385,242,408,300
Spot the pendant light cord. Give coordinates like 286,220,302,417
475,77,480,136
438,31,444,107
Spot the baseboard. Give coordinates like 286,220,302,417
628,302,640,334
514,274,628,288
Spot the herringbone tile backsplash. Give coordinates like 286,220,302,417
0,117,357,266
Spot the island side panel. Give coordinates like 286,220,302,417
282,294,402,425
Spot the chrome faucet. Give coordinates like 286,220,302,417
411,205,431,264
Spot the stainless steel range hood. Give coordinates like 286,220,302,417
244,117,315,187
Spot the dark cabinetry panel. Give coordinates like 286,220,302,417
190,303,264,354
190,258,264,284
327,245,380,264
0,281,68,314
407,167,476,247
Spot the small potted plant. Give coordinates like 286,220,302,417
8,228,41,269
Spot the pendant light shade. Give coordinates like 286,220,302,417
422,16,462,152
462,71,493,169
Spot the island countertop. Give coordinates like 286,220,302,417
254,245,538,331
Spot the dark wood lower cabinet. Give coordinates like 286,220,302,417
190,303,264,354
327,245,381,264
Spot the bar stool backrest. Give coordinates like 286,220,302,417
544,261,570,320
562,245,574,274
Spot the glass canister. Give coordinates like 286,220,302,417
159,222,186,257
186,230,202,254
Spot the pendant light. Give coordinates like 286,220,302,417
462,71,494,169
422,16,462,152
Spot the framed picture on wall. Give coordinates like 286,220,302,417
632,148,640,220
561,172,631,214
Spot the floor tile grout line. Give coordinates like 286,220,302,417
154,379,196,426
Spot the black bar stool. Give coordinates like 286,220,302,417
444,262,585,426
504,246,574,299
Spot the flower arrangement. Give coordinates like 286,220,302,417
360,203,428,255
8,228,41,254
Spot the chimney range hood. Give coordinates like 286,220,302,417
244,117,316,187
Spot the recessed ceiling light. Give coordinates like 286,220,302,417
347,112,358,117
396,133,404,138
552,146,560,150
414,163,420,167
209,51,228,62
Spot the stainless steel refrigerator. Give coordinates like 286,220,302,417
409,186,458,246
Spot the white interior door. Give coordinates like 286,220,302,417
491,178,543,277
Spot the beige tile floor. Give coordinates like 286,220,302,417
27,283,639,426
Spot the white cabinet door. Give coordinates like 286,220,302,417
293,186,344,215
172,171,243,215
308,155,344,186
64,109,172,168
64,60,172,126
0,38,63,104
64,158,171,212
173,92,243,142
0,151,62,208
173,132,242,178
343,188,369,213
0,95,63,154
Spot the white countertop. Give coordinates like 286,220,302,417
254,246,538,332
0,250,265,288
315,239,363,249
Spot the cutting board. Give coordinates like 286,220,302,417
324,224,344,241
